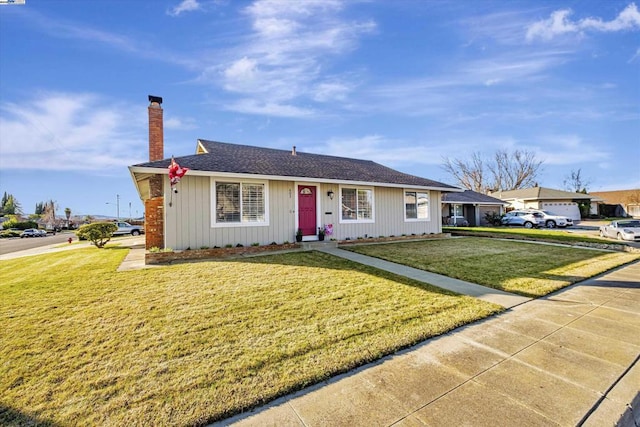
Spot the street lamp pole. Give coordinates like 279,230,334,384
106,194,120,220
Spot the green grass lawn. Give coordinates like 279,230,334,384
0,247,500,426
443,226,626,245
347,237,639,297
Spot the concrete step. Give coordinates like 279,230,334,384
300,240,338,250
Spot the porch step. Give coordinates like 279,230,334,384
300,241,338,250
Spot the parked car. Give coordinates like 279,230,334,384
599,220,640,242
501,210,544,228
113,221,144,236
524,209,573,228
20,228,45,238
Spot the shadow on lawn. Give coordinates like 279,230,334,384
0,404,59,427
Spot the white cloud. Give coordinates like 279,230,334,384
168,0,202,17
533,134,610,165
224,99,316,118
630,47,640,62
526,3,640,41
165,116,198,130
0,93,146,172
201,0,375,116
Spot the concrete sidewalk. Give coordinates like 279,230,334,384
218,260,640,427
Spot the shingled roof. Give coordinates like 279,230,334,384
131,139,460,190
442,190,507,205
490,186,594,201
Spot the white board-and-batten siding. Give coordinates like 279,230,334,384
163,175,442,250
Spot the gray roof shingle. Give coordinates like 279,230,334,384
442,190,507,204
132,139,459,190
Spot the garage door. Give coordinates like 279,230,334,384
541,202,581,221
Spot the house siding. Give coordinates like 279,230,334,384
163,176,442,249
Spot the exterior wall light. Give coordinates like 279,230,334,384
327,190,334,200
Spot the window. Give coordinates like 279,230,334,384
341,187,373,222
214,180,267,226
405,191,429,220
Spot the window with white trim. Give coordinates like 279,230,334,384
341,187,373,222
405,191,429,220
214,180,267,225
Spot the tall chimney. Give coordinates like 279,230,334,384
148,95,163,161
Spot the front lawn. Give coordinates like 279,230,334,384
347,237,639,297
443,226,627,245
0,248,500,426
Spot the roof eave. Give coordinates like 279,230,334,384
127,166,461,191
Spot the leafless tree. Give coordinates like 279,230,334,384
563,168,590,193
442,149,543,194
43,200,57,228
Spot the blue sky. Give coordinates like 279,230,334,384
1,0,639,218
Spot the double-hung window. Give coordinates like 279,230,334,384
405,190,429,221
213,180,267,226
341,187,374,222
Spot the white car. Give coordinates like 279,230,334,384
525,209,573,228
599,220,640,242
501,210,544,228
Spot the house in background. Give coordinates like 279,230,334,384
441,190,507,226
490,186,595,221
129,96,462,250
589,189,640,218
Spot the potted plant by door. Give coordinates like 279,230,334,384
318,227,325,241
296,228,303,242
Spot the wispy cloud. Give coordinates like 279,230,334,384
167,0,202,17
532,134,610,165
526,3,640,41
0,93,146,172
200,0,375,117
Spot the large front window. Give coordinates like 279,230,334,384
405,191,429,220
341,187,373,222
214,180,266,225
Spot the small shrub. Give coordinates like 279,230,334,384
251,242,259,247
0,230,20,238
236,243,244,248
225,244,233,248
283,240,290,244
161,248,174,253
149,247,160,253
200,246,209,250
76,222,117,248
270,241,278,246
484,211,504,227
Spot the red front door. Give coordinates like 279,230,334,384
298,185,317,236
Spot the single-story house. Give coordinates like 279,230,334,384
129,96,462,250
490,186,595,221
589,189,640,218
442,190,507,226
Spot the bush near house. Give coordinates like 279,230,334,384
75,222,117,248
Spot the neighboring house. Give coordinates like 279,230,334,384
129,97,462,250
589,189,640,218
490,186,594,221
441,190,507,226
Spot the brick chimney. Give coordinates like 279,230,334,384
146,95,165,250
148,95,163,161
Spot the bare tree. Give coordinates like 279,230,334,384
442,152,487,193
563,168,590,193
443,149,543,194
43,200,57,228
